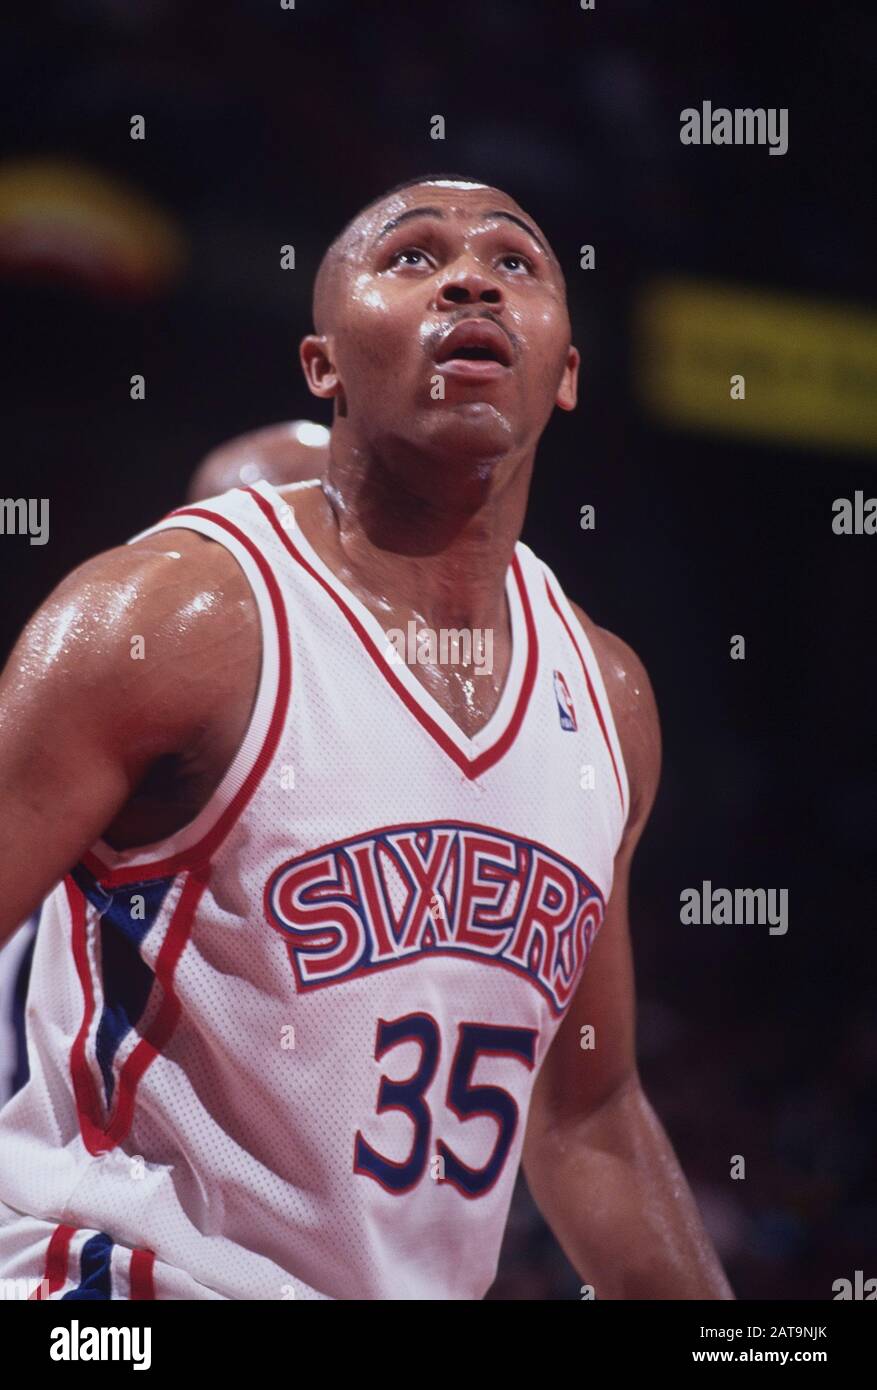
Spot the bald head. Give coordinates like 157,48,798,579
300,174,577,471
187,420,330,502
312,174,554,335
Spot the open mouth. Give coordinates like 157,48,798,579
434,319,513,375
448,345,504,361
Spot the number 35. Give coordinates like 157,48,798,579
354,1013,538,1198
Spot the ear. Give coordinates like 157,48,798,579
555,344,580,412
299,335,342,399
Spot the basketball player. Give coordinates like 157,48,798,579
0,175,732,1299
186,419,329,503
0,422,329,1114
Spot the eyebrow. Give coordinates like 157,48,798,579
484,210,549,257
376,205,549,257
376,207,445,239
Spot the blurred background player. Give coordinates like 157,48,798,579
186,419,329,503
0,419,330,1108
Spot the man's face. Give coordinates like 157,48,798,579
305,182,578,470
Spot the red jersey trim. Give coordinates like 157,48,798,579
81,505,292,887
245,485,538,781
129,1247,156,1300
67,865,209,1156
543,577,627,818
31,1223,75,1298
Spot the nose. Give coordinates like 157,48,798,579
435,262,503,310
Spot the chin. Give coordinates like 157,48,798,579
424,401,515,465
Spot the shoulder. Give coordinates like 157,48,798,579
9,526,259,754
569,599,662,843
28,525,256,661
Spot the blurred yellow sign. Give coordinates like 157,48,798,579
636,279,877,452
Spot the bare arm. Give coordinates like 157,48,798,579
522,613,733,1299
0,529,258,943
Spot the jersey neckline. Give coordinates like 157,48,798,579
248,478,539,781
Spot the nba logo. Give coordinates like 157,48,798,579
553,670,577,732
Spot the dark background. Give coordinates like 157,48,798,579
1,0,874,1299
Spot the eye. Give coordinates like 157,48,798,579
499,252,533,274
388,246,431,269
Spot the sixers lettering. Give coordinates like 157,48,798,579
0,175,733,1300
268,822,604,1013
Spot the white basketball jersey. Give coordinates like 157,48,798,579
0,479,629,1300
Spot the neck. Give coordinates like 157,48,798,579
317,434,534,631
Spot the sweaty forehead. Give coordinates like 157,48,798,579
347,181,540,254
314,180,555,331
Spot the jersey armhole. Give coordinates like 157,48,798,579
81,501,292,887
538,561,631,835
